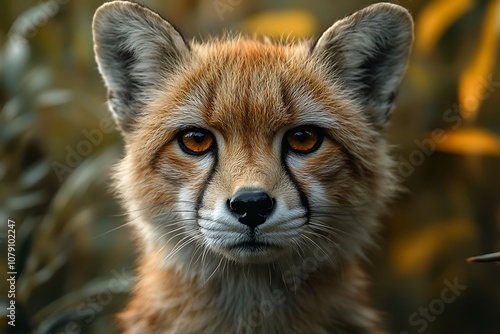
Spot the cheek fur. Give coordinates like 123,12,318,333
286,139,377,211
155,143,213,187
121,139,216,215
301,141,345,182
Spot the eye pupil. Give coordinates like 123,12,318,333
192,132,205,143
294,131,309,142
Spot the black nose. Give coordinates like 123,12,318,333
228,189,275,229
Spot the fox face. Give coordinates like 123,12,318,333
93,1,413,272
93,2,414,332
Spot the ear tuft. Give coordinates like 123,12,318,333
92,1,190,133
312,3,414,129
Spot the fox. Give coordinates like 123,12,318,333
92,1,413,333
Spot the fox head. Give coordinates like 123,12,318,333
93,2,413,272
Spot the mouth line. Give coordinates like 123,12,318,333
228,240,276,251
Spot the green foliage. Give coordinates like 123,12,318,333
1,2,132,333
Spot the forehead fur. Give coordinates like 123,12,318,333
131,37,377,175
135,37,370,158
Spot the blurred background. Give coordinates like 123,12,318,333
0,0,499,333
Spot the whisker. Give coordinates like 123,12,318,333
92,221,133,239
200,246,209,275
204,255,224,285
188,242,205,272
310,211,359,219
309,218,356,238
303,230,337,246
95,206,194,240
104,201,198,221
302,233,336,267
163,234,196,262
161,230,193,246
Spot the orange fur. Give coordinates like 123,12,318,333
93,2,413,333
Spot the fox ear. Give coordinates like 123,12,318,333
312,3,413,129
92,1,189,133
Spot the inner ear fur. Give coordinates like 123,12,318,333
312,3,414,130
92,1,190,133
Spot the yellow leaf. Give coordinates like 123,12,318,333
458,0,500,121
434,127,500,156
415,0,474,54
391,219,475,276
243,10,316,39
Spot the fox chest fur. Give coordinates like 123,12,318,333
92,1,413,333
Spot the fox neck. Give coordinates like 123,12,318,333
121,250,383,334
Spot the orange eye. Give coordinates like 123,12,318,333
285,126,323,153
178,129,214,155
